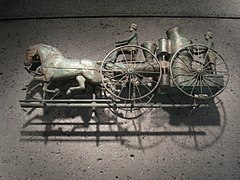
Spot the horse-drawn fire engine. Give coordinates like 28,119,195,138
19,26,229,119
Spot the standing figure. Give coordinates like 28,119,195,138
204,31,217,73
204,31,214,48
111,23,138,62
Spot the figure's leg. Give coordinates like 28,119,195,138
66,75,86,94
111,50,121,63
205,51,217,73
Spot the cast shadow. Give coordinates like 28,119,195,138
20,80,226,151
150,91,227,151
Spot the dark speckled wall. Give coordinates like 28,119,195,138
0,1,240,180
1,0,240,19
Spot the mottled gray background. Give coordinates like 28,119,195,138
0,1,240,180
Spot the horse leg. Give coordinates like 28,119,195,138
26,82,43,95
41,82,59,100
24,76,46,94
33,75,46,81
42,82,59,93
66,75,86,95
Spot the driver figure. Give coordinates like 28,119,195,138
111,23,138,62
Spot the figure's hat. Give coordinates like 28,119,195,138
130,23,137,30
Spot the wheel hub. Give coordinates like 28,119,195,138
127,68,134,75
196,67,204,74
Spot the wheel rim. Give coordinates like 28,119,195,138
170,44,229,99
100,45,162,101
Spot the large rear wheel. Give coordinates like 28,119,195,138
100,45,161,119
170,44,229,99
100,45,162,101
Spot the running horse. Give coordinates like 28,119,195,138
24,44,102,95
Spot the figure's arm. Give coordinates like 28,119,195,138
115,33,137,44
115,39,128,44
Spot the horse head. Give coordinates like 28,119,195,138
24,44,62,67
24,45,39,67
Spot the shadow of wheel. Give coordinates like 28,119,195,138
167,97,226,150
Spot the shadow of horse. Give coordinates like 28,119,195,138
21,79,226,151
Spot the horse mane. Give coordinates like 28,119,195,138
30,43,63,56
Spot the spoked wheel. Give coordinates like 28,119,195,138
100,45,162,101
100,45,161,119
170,44,229,99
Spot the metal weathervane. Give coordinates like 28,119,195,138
20,24,229,119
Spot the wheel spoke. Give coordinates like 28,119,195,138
202,78,214,96
110,73,128,88
134,72,158,84
197,45,200,56
199,75,203,97
179,75,197,90
202,76,223,89
173,70,196,81
128,75,132,100
120,48,128,63
108,72,127,80
105,62,127,71
203,55,217,70
181,78,196,94
133,74,152,92
131,50,136,68
203,60,213,69
174,72,196,77
175,54,192,71
189,75,199,95
135,83,142,99
117,83,125,97
177,77,194,85
172,66,192,74
187,47,194,59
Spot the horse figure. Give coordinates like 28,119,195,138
24,44,102,95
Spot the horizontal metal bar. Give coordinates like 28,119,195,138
21,130,206,137
19,99,113,103
20,102,208,108
27,122,117,126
